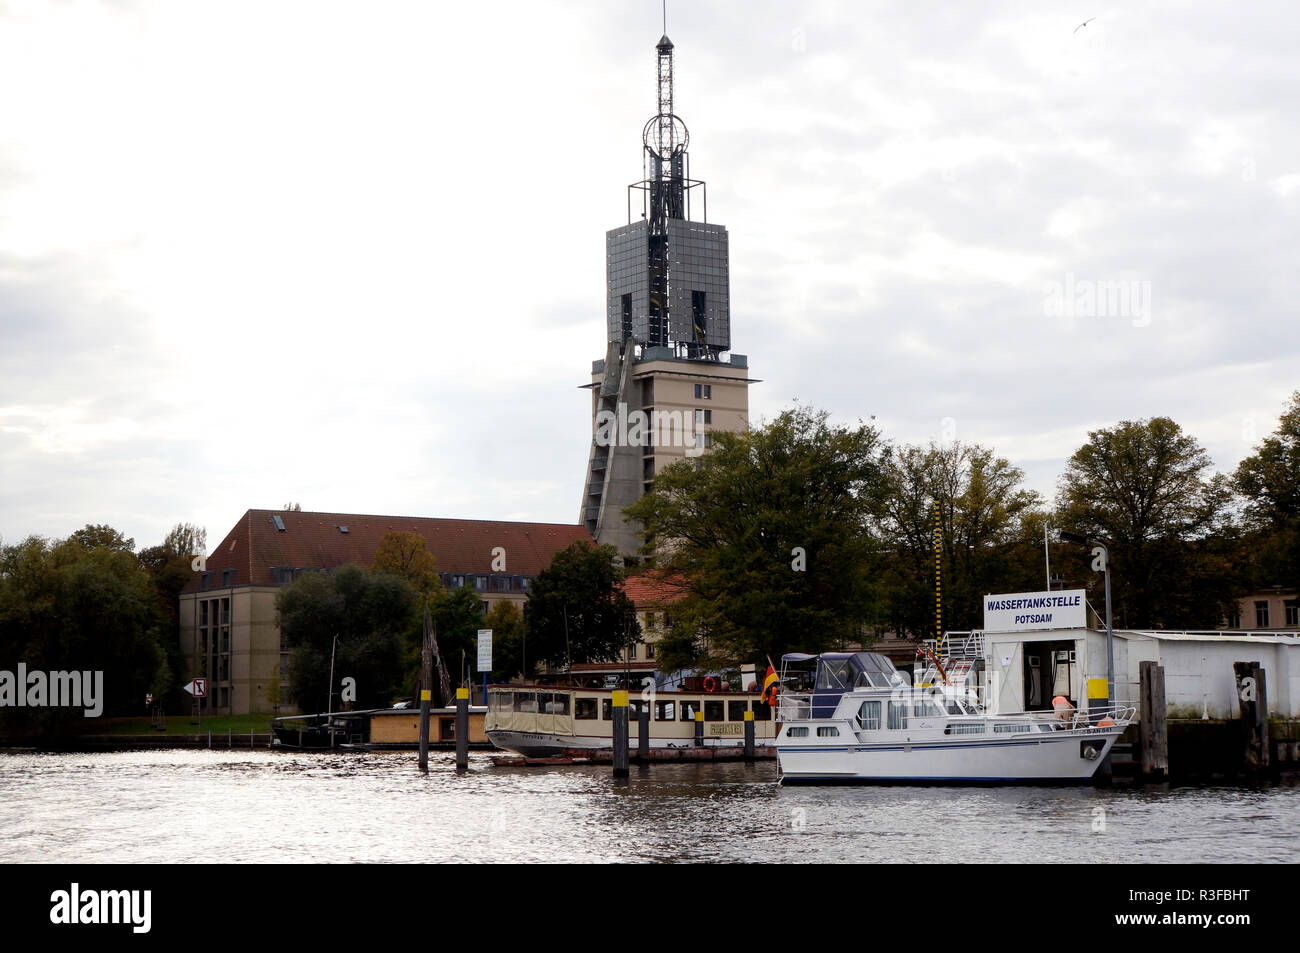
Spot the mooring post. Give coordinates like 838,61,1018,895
228,728,232,749
637,705,650,762
1234,660,1269,774
1139,661,1168,779
418,608,433,773
456,687,469,772
612,690,629,777
694,708,704,748
1087,676,1112,783
744,710,755,762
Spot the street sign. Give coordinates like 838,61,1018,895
182,678,207,698
477,629,493,672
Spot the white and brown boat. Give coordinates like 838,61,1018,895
484,680,778,758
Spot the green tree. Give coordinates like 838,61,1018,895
68,524,135,553
277,565,415,712
1055,417,1239,628
0,534,169,737
427,585,486,689
138,521,207,712
372,531,440,600
1234,392,1300,591
482,601,526,680
625,405,888,670
524,541,639,668
877,442,1046,636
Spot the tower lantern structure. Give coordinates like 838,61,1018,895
581,32,754,557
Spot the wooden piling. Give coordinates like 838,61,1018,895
744,710,755,762
455,687,469,772
694,709,704,747
1234,660,1269,773
1139,661,1168,779
418,609,433,772
611,690,629,777
637,707,650,762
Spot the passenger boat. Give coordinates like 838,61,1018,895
484,682,778,757
775,651,1135,783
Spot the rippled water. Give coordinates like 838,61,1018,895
2,750,1297,863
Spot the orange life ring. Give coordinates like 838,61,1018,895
703,676,718,693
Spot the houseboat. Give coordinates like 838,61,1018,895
484,682,778,757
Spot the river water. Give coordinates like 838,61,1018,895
2,750,1297,863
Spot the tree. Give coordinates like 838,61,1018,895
482,601,526,680
67,524,135,554
138,522,208,712
524,541,640,668
1234,392,1300,589
0,534,170,737
624,405,888,670
372,531,439,600
277,565,415,712
877,442,1047,636
1055,417,1238,628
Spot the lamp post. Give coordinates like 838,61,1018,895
1059,531,1114,704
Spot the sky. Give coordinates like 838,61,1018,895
1,0,1297,553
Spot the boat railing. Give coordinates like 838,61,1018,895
987,704,1137,731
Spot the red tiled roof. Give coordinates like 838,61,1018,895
620,570,688,607
183,509,594,591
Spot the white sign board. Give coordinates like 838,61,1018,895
182,678,207,697
983,590,1086,633
477,629,493,672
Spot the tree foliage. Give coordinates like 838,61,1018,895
372,531,440,600
1234,392,1300,590
1055,417,1238,627
625,406,887,670
277,565,415,711
0,531,169,736
877,442,1047,636
524,541,639,668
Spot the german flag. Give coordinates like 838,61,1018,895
760,661,779,705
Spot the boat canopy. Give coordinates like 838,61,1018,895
813,652,899,691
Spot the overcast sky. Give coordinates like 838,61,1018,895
1,0,1297,552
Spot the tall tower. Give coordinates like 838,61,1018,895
581,33,754,557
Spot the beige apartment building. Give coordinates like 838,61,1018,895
179,509,593,715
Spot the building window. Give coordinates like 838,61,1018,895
1227,609,1242,629
1286,602,1299,627
1255,601,1270,628
646,642,655,659
221,568,234,587
693,383,712,399
694,408,712,425
627,644,637,661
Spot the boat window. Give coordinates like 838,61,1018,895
911,699,943,719
856,701,881,730
815,659,855,691
629,699,647,720
753,701,772,721
993,723,1029,734
786,727,809,737
704,701,724,721
887,701,908,730
679,701,698,722
575,698,598,720
490,692,513,712
541,693,570,715
728,701,748,721
655,701,676,722
945,722,984,735
601,699,612,720
513,692,537,713
816,726,839,737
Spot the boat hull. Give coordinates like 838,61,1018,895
488,729,759,759
777,730,1122,783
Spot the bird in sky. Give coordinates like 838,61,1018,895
1073,17,1096,33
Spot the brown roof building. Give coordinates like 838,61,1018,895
180,509,593,715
